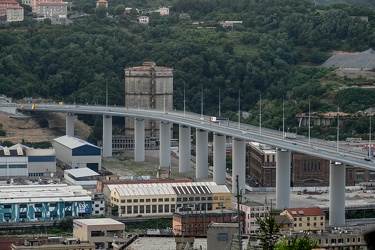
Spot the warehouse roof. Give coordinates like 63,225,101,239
65,168,99,178
0,184,92,204
108,182,228,197
322,49,375,69
74,218,124,226
53,135,100,150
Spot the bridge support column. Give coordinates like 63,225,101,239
134,119,145,162
159,122,171,168
66,113,74,136
232,138,246,195
329,162,346,226
179,125,191,173
276,148,291,210
213,133,226,185
196,129,208,179
102,115,112,157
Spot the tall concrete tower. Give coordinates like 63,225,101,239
124,62,173,137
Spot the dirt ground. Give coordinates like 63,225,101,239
0,111,91,143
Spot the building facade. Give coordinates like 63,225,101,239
247,142,276,187
0,144,56,179
73,218,125,249
53,135,101,172
106,182,231,218
173,209,246,237
0,0,24,22
0,184,92,222
235,200,271,234
124,61,173,137
280,207,326,231
35,2,67,18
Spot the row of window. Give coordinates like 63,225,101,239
3,202,74,208
113,196,218,203
294,222,324,227
293,216,324,221
0,164,27,168
120,204,176,214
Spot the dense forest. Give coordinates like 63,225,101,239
1,0,375,143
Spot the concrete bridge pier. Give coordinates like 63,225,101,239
159,122,171,168
196,129,208,179
179,125,191,173
66,113,75,136
213,133,226,185
276,148,291,210
232,138,246,195
102,115,112,157
134,118,145,162
329,162,346,226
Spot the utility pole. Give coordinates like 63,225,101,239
236,175,242,250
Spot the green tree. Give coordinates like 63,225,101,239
95,4,108,18
275,233,320,250
256,210,283,250
114,4,125,16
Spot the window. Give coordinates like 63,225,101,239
127,199,132,203
189,197,194,201
121,206,125,214
158,198,163,202
133,206,138,214
177,198,181,202
294,218,297,221
218,233,228,241
134,199,138,203
201,197,206,201
299,223,302,227
20,204,27,208
314,222,317,226
152,199,157,202
65,202,72,206
35,212,42,218
140,205,144,213
146,205,150,213
207,197,212,200
20,212,27,218
299,218,302,221
65,211,72,216
183,197,188,201
320,222,323,226
307,223,310,226
214,197,218,200
220,196,224,200
152,205,157,213
164,204,169,213
171,204,175,213
172,198,175,201
294,223,297,227
194,197,200,201
35,203,42,208
4,204,11,209
121,200,125,203
320,216,324,220
158,205,163,213
140,199,144,202
127,206,132,214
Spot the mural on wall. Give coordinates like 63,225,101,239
0,201,92,222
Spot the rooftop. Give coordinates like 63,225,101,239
74,218,124,226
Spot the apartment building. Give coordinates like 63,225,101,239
280,207,326,231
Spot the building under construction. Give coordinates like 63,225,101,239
124,62,173,137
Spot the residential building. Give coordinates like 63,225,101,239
0,184,92,222
106,182,232,217
0,144,56,179
35,2,67,18
235,200,271,234
53,135,101,172
138,15,149,24
73,218,126,249
247,142,276,187
173,209,245,237
91,193,105,216
280,207,326,231
156,7,169,16
0,0,23,22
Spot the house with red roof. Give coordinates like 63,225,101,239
280,207,326,231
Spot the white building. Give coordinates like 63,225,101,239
0,144,56,178
64,167,99,186
53,135,101,172
138,15,149,24
235,200,271,234
35,2,67,18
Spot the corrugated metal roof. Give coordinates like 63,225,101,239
111,182,223,196
54,135,100,150
322,49,375,69
0,184,92,204
65,168,99,178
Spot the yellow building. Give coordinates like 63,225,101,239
106,182,232,217
280,207,326,231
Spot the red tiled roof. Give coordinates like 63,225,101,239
285,207,325,217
